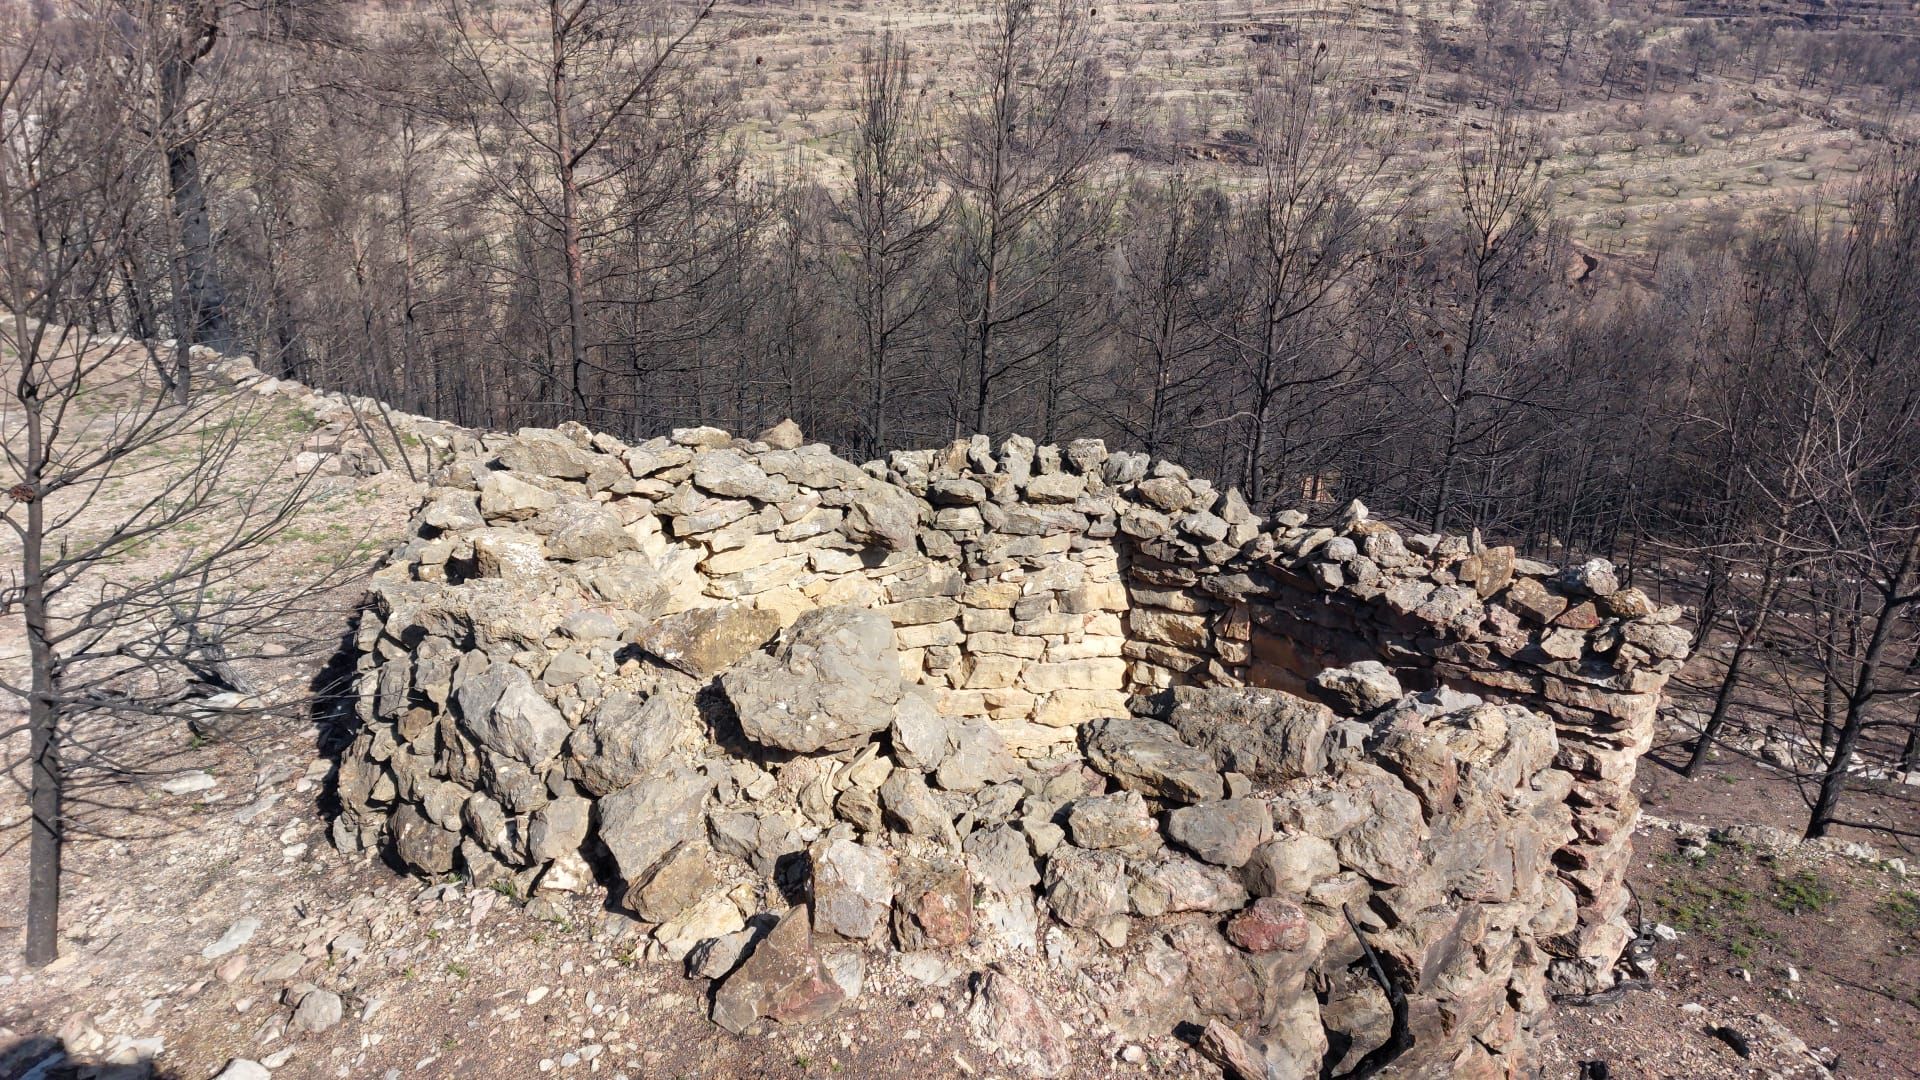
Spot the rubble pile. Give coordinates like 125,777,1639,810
333,420,1689,1077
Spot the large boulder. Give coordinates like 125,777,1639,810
811,838,896,940
635,603,782,679
722,607,902,754
842,482,922,550
566,691,693,797
1166,800,1272,868
391,801,458,874
1310,661,1403,715
1082,717,1224,803
597,763,710,888
1043,846,1129,929
892,858,972,950
453,662,568,768
1162,686,1332,784
1064,791,1164,859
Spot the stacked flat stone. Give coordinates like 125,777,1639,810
331,421,1688,1078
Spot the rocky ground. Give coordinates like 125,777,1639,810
4,689,1913,1080
2,339,1916,1080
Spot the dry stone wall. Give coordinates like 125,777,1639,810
332,420,1689,1079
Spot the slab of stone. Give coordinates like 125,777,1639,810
811,838,896,940
453,662,568,768
1082,717,1224,804
966,970,1073,1078
1166,799,1273,868
634,603,782,679
711,908,846,1034
1065,791,1163,859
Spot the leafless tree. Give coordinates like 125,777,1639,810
939,0,1112,437
442,0,721,425
1102,172,1228,463
825,34,946,457
1,19,331,964
1770,159,1920,838
1216,43,1401,507
1398,114,1566,533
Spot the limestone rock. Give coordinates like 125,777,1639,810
635,603,782,679
1242,833,1340,897
842,482,922,550
566,691,692,797
1502,576,1568,625
723,607,902,753
1196,1018,1317,1080
527,794,591,862
1082,717,1224,803
1064,791,1163,859
879,769,959,847
496,431,594,478
478,471,556,521
966,970,1073,1079
1226,897,1311,952
1274,767,1426,885
892,858,972,950
454,662,569,768
711,908,847,1035
1166,800,1272,868
1162,686,1331,785
934,720,1015,791
629,842,717,922
1043,845,1128,928
1127,854,1248,916
391,802,459,875
811,838,896,940
655,892,748,963
965,825,1042,895
692,447,783,501
420,490,483,531
1310,661,1403,715
597,764,709,888
201,917,260,960
1558,558,1619,597
890,690,952,770
532,499,634,560
1167,921,1262,1022
756,418,805,449
290,988,343,1034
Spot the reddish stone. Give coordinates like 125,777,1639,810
1226,897,1310,953
892,859,972,950
1552,601,1603,630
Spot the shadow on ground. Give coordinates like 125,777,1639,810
0,1034,181,1079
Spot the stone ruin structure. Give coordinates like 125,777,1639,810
331,420,1691,1078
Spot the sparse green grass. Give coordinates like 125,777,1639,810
1884,889,1920,938
1650,839,1794,963
1654,876,1755,935
1771,870,1839,916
